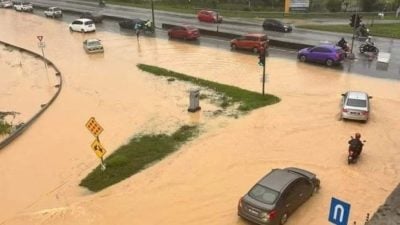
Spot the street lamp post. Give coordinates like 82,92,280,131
151,0,155,30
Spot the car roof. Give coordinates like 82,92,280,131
75,18,93,22
257,168,303,192
244,33,267,37
346,91,368,100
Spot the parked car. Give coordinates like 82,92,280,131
118,18,146,29
197,9,222,23
168,25,200,40
13,1,33,12
230,33,269,53
263,19,292,33
0,0,13,8
44,7,62,18
238,167,320,225
297,44,345,66
341,91,372,121
69,18,96,33
83,39,104,53
80,11,103,23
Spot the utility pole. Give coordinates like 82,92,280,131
151,0,155,30
258,46,266,95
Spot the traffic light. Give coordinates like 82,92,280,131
355,15,362,28
350,14,362,28
349,14,356,27
258,49,266,66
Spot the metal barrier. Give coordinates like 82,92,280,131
0,41,63,150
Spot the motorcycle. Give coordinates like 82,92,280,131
337,41,350,56
359,39,379,54
348,137,366,164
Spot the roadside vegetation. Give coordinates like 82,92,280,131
0,120,11,135
297,23,400,39
80,64,280,192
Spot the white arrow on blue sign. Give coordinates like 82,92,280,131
329,197,351,225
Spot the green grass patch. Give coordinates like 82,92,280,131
137,64,280,112
0,120,12,135
297,23,400,39
80,125,199,192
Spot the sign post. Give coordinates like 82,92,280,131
329,197,351,225
86,117,106,171
37,35,47,69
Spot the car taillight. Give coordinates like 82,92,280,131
362,111,368,115
342,109,348,112
336,53,340,59
268,210,278,220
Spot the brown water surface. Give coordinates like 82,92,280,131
0,10,400,225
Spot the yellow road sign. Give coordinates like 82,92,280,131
85,117,103,137
91,139,107,158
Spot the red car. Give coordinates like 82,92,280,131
197,9,223,23
230,33,269,53
168,25,200,40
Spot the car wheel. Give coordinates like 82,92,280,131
230,44,237,50
326,59,334,66
253,47,258,54
280,212,288,225
69,27,73,32
81,29,85,33
299,55,307,62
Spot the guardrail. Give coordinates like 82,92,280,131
0,41,63,150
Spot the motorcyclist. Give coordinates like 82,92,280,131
358,24,369,37
348,133,364,158
145,20,152,29
337,37,348,51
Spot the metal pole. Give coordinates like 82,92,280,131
262,62,265,95
349,0,359,59
151,0,155,30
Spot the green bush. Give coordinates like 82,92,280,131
326,0,342,12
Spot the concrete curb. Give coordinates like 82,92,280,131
0,41,63,150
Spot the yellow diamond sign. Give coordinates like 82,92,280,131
91,139,107,158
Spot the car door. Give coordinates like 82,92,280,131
308,47,324,62
72,20,82,31
295,178,313,205
281,184,300,215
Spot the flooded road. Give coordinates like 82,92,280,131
1,9,400,225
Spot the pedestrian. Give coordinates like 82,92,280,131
134,23,142,40
396,6,400,18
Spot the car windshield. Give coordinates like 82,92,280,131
88,41,101,46
346,98,367,107
248,184,279,204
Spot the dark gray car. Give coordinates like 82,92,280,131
262,19,292,33
238,167,320,225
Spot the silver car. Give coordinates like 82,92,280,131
341,91,372,121
83,39,104,53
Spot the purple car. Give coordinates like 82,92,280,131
297,45,345,66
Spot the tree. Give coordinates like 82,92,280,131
360,0,379,11
326,0,342,12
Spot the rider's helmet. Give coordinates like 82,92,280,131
355,133,361,139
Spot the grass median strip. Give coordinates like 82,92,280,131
80,65,280,192
137,64,280,112
297,23,400,39
80,125,199,192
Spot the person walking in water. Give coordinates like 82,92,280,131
134,23,142,40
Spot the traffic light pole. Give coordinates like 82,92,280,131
349,0,359,59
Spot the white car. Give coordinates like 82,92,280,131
83,39,104,53
13,1,33,12
69,18,96,33
0,0,13,8
341,91,372,121
44,7,62,18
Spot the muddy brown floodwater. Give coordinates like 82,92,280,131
1,9,400,225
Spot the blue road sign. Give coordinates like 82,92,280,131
329,197,351,225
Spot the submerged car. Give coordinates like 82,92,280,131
297,44,345,66
341,91,372,121
230,33,269,53
44,7,62,18
118,18,146,29
69,18,96,33
0,0,13,8
83,39,104,53
262,19,292,33
168,25,200,40
238,167,320,225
